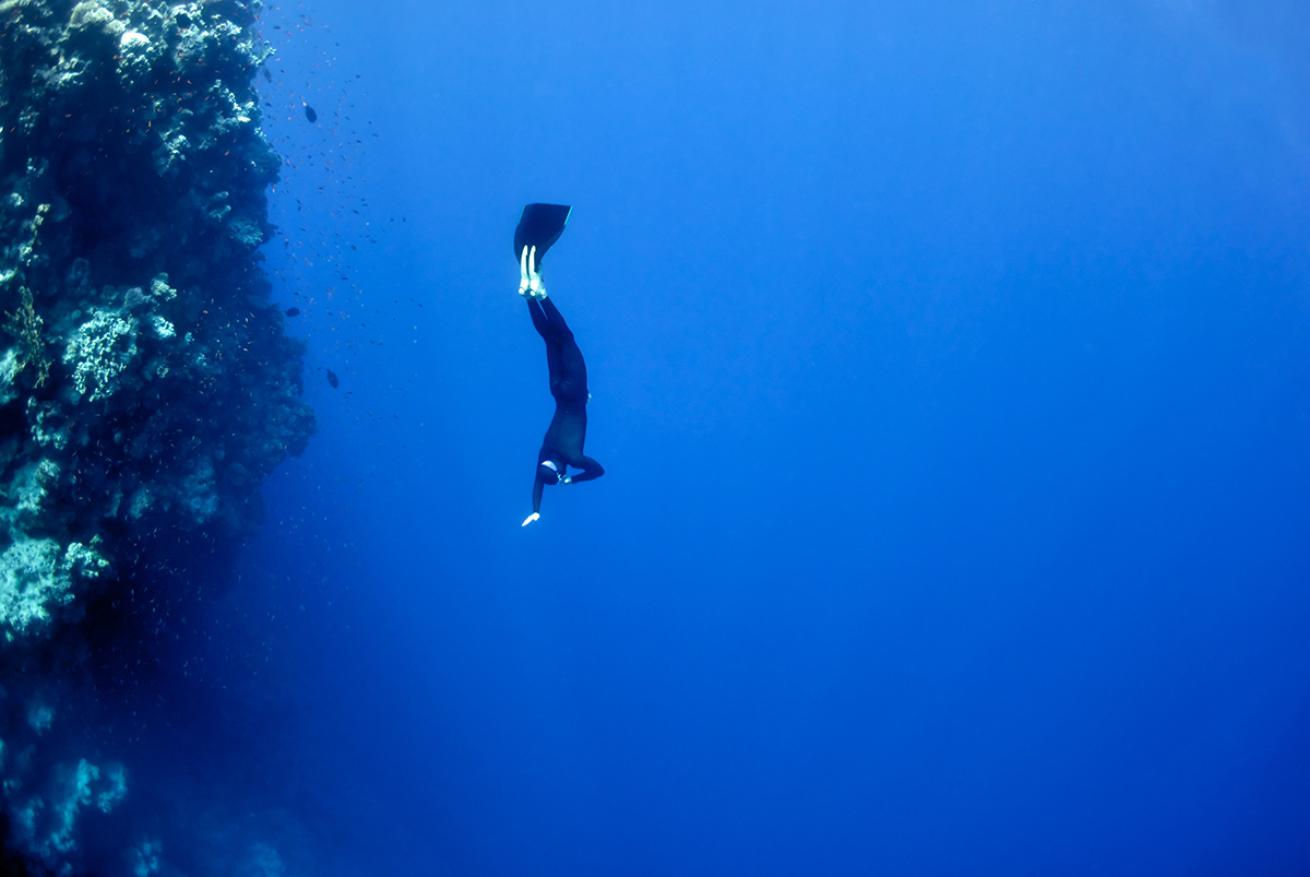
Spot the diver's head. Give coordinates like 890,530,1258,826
539,459,563,484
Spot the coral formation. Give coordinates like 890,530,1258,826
62,308,139,401
7,756,128,865
0,0,313,871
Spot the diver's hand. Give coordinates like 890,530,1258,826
521,512,541,527
517,245,546,299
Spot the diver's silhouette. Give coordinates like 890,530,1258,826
516,205,604,527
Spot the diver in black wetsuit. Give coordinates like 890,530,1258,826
518,240,604,527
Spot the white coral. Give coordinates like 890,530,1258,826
0,535,106,640
150,314,175,339
0,538,70,640
63,308,139,401
0,347,19,406
64,539,108,580
11,458,61,523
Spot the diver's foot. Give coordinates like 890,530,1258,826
520,244,546,299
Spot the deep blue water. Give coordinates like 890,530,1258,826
221,2,1310,873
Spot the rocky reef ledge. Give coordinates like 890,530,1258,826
1,0,312,871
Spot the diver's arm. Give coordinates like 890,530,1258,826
522,475,545,527
565,456,605,484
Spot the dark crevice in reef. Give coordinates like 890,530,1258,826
1,0,315,873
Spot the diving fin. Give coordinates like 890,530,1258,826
513,203,572,266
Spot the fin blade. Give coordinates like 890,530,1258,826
513,203,572,264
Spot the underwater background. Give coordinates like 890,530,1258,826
2,0,1309,874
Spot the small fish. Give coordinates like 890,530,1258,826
326,369,339,389
284,307,301,317
304,104,317,123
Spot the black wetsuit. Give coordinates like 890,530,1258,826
529,297,604,513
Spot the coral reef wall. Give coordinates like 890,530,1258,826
0,0,313,871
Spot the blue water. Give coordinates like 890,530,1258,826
225,2,1310,873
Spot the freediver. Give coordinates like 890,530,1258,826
515,204,604,527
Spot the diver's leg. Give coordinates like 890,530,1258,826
546,343,563,386
530,300,565,385
566,455,605,484
537,298,587,390
555,330,586,391
527,297,552,338
539,297,571,335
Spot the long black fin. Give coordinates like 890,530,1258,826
513,203,572,266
